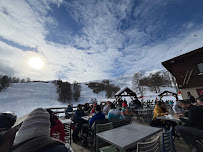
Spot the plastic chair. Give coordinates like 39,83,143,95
137,135,160,152
162,127,176,152
95,122,118,152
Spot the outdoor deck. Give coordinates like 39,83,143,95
70,117,191,152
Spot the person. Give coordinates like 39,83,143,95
0,112,18,152
47,109,66,142
133,98,142,109
121,103,133,115
73,104,85,124
102,101,111,116
81,105,105,146
175,100,203,151
83,103,90,112
173,100,184,114
11,108,71,152
65,105,73,119
187,92,196,104
152,101,178,135
107,103,125,121
90,103,97,114
196,94,203,106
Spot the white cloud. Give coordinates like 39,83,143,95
0,0,202,83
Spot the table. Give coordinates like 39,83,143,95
156,115,182,124
96,124,162,151
60,118,73,124
81,116,91,121
134,108,153,112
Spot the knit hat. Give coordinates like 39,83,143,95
122,103,128,107
14,108,51,145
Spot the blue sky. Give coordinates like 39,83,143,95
0,0,203,82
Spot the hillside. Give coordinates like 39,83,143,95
0,75,180,118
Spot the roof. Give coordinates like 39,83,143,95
162,47,203,74
158,91,177,97
115,87,137,97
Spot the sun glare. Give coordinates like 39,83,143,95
28,57,44,69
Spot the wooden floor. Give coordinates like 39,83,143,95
70,117,191,152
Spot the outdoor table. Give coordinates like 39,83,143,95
156,115,182,124
81,116,91,121
96,124,162,152
60,118,73,124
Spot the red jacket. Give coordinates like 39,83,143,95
50,119,66,142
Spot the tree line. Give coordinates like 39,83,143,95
56,80,81,103
0,75,31,91
132,71,178,96
88,80,120,98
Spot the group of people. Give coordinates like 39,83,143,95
70,100,134,145
0,108,72,152
152,93,203,151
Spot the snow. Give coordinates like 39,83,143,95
0,79,181,118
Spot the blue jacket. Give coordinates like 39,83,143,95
89,112,105,127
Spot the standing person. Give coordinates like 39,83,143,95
175,100,203,151
11,108,71,152
103,101,111,116
187,92,196,104
107,104,125,121
46,109,66,142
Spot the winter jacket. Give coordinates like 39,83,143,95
66,107,73,112
181,105,203,130
11,136,70,152
103,105,110,115
107,109,125,122
50,119,66,142
74,109,84,121
89,112,105,127
121,107,133,115
153,104,168,119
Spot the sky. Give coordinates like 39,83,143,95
0,0,203,82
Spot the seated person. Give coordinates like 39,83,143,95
11,108,71,152
133,98,142,109
102,101,111,116
173,100,184,114
153,101,177,134
83,103,90,112
73,104,85,124
65,105,73,119
175,100,203,151
197,94,203,106
47,109,66,142
90,103,97,115
82,105,105,146
108,103,125,122
121,103,133,115
0,112,18,152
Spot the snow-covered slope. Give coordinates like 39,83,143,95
0,82,67,117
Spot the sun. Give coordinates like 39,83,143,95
28,57,44,69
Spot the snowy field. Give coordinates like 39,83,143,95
0,82,181,118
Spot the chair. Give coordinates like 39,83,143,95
110,118,122,128
95,122,118,152
63,123,71,144
162,127,176,152
137,135,160,152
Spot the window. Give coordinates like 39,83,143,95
197,63,203,74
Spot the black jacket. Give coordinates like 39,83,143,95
182,105,203,130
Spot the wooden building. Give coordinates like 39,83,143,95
162,47,203,98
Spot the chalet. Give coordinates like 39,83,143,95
162,47,203,98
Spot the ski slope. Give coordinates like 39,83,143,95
0,80,180,118
0,82,66,117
